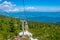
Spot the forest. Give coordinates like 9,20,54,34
0,15,60,40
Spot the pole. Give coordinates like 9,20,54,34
22,0,25,38
22,20,24,38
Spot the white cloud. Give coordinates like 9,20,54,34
24,7,37,11
24,6,60,12
0,1,20,12
0,1,60,12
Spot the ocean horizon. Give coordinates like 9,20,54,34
0,12,60,23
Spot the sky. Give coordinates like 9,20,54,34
1,0,60,6
0,0,60,12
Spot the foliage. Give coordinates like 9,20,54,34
28,21,60,40
0,15,60,40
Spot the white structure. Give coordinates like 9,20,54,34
19,21,32,37
19,21,38,40
19,30,32,37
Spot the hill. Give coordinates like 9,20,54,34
0,15,60,40
0,15,22,40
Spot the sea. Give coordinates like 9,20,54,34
0,12,60,23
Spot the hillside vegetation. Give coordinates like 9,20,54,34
0,15,60,40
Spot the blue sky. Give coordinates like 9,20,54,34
1,0,60,6
0,0,60,12
24,0,60,6
0,0,23,6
